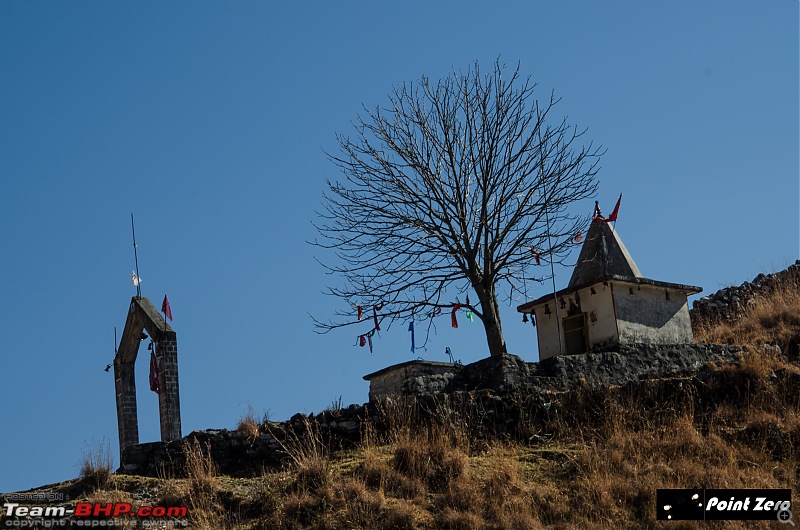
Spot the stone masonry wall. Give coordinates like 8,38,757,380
691,261,800,323
120,343,744,478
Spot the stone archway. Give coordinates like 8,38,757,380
114,296,182,461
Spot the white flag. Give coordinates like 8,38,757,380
131,271,142,286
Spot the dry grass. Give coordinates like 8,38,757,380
79,438,113,491
237,403,268,442
44,376,800,529
694,275,800,349
179,439,226,530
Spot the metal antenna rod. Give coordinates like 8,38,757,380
131,213,141,299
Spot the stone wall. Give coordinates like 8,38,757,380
120,344,744,477
691,261,800,323
120,405,367,477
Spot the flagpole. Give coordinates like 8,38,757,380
544,204,564,357
131,213,141,299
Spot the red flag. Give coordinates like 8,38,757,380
373,304,383,331
529,247,540,265
359,335,366,347
451,304,461,328
593,194,622,223
606,194,622,223
161,295,173,322
357,305,363,321
572,231,583,244
149,351,161,394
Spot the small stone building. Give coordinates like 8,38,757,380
363,360,457,401
517,220,701,360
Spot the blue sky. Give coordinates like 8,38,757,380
0,1,796,493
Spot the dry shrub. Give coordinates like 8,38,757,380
359,448,391,491
237,406,262,442
240,476,282,522
339,478,385,527
381,501,419,530
478,445,542,527
79,438,114,491
435,507,483,530
182,439,223,529
282,490,324,527
374,396,418,441
392,425,469,493
386,471,427,500
277,416,332,494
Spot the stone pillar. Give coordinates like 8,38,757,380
114,359,139,455
157,331,182,442
114,296,182,467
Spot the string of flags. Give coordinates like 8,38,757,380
354,302,477,354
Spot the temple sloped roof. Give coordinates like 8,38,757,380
568,220,642,288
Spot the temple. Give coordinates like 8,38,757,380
517,219,701,360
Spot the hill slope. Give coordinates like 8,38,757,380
4,266,800,529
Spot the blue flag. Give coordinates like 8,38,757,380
408,321,415,353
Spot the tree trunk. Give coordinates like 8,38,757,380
476,286,507,356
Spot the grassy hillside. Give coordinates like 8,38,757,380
12,276,800,529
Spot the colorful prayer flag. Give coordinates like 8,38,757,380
572,231,583,244
529,247,540,265
451,304,461,328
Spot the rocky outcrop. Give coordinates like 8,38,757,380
691,261,800,323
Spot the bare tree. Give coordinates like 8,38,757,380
313,60,602,357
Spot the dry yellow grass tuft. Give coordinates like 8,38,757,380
79,438,114,491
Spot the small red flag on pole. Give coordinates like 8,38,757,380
161,295,173,322
606,194,622,223
593,194,622,223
